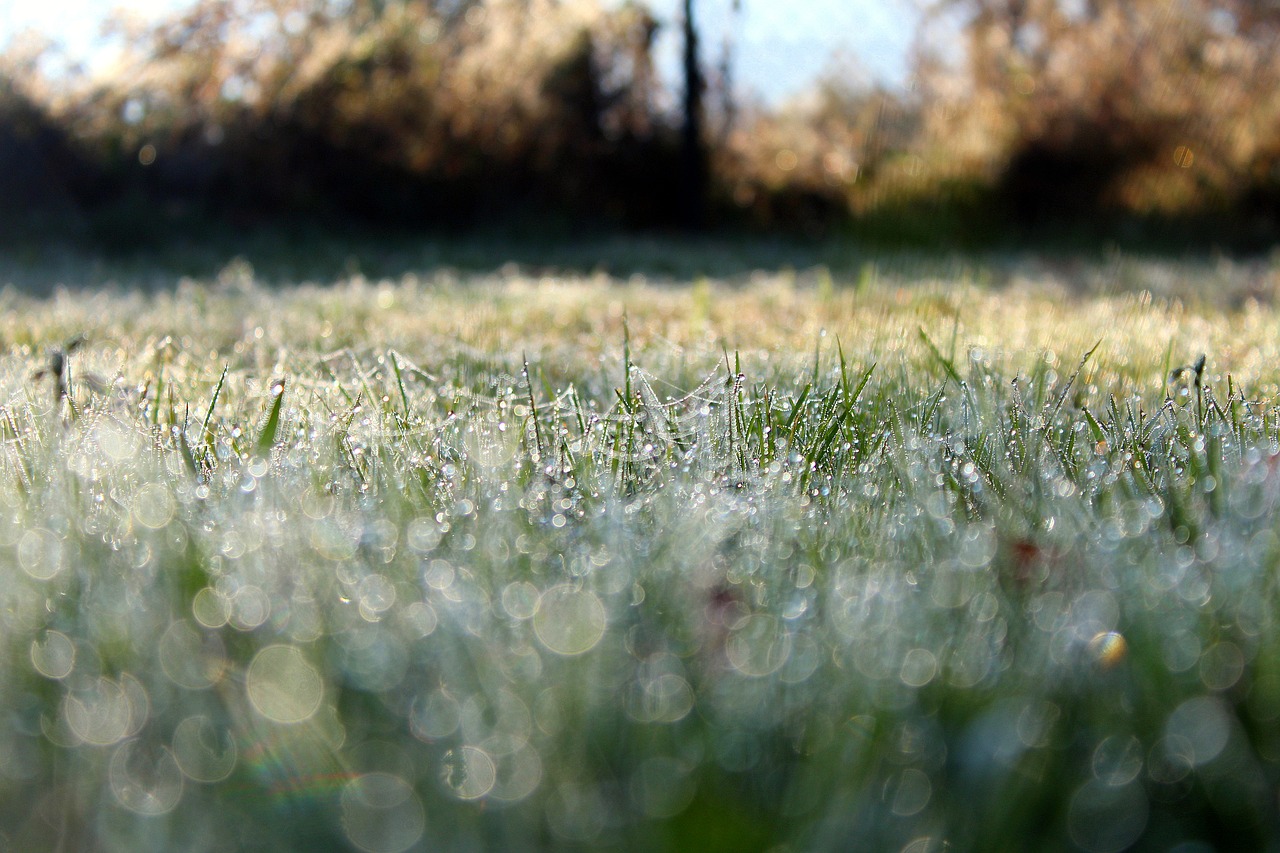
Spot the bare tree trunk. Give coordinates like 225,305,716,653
681,0,708,230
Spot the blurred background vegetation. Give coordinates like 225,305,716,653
4,0,1280,250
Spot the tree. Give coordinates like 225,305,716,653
680,0,708,229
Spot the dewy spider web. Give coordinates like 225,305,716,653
433,361,750,474
337,347,760,484
0,340,776,498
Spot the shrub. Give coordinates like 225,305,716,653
715,66,921,236
8,0,686,230
915,0,1280,234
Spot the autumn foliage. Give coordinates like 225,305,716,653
5,0,1280,244
2,0,682,232
912,0,1280,238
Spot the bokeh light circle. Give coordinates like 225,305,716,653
532,585,606,656
64,677,133,746
172,715,238,783
341,772,426,853
30,630,75,679
441,745,496,800
725,615,791,677
1067,780,1148,853
246,645,324,724
109,740,184,816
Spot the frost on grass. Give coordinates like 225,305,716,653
1,272,1280,850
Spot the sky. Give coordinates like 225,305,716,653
0,0,921,102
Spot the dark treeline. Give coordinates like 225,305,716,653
4,0,1280,249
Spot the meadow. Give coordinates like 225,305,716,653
3,242,1280,851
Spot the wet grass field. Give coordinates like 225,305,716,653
4,244,1280,851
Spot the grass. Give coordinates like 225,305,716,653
4,247,1280,851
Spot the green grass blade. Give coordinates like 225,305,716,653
918,326,963,387
257,378,286,457
389,350,412,420
201,364,229,449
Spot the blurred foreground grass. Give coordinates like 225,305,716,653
4,250,1280,850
